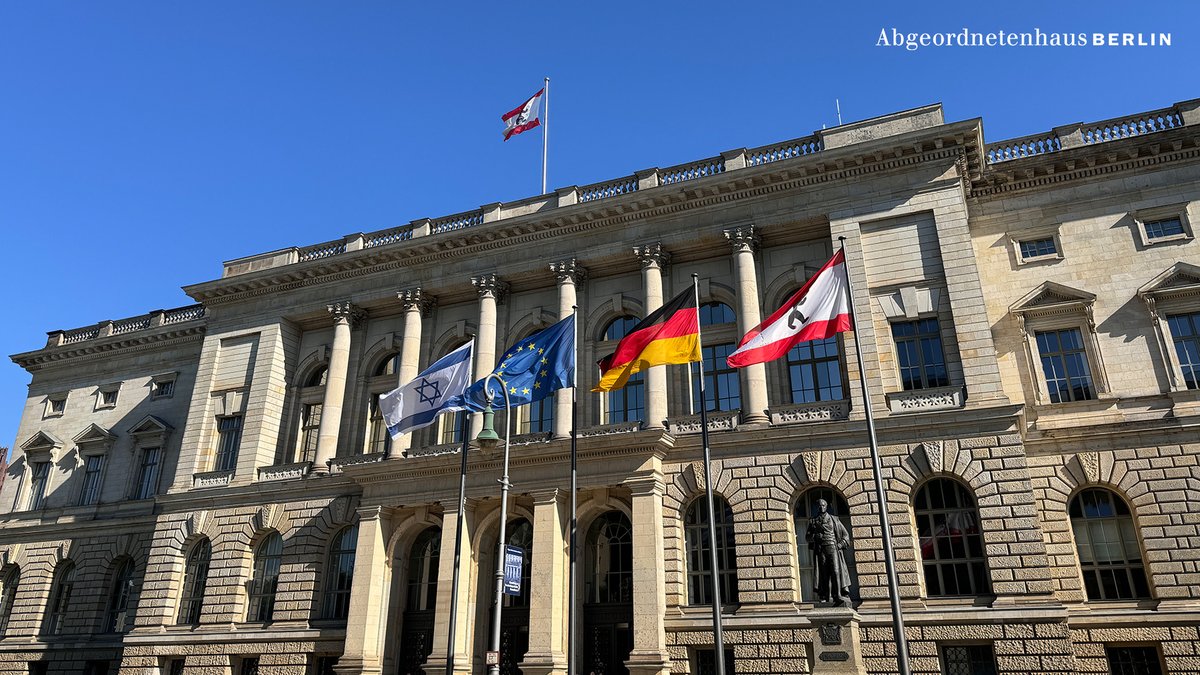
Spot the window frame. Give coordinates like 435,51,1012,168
938,643,998,675
44,393,67,419
150,372,178,400
247,532,283,623
103,558,137,634
1009,226,1064,266
595,315,646,426
177,538,211,625
1033,327,1098,404
42,560,76,636
95,384,120,411
214,414,244,472
27,461,51,511
405,527,441,613
1068,488,1151,602
130,447,163,501
691,303,741,414
1165,310,1200,391
364,353,401,455
78,454,106,506
0,566,19,635
785,335,847,405
584,510,633,605
1010,283,1111,406
889,317,951,391
1105,644,1166,675
1133,203,1194,246
321,524,358,621
912,478,991,599
683,495,739,606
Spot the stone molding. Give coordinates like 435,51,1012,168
578,421,643,437
768,400,850,426
330,452,386,472
257,461,312,482
665,410,740,436
885,386,965,414
192,469,235,489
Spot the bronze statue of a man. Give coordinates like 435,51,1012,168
804,498,853,606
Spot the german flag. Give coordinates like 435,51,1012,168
593,288,701,392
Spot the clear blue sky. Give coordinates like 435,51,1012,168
1,1,1196,454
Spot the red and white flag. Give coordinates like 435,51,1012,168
727,250,852,368
502,88,544,141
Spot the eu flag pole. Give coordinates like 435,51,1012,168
567,305,579,675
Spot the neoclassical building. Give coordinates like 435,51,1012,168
2,98,1199,675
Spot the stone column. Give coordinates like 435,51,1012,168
521,489,569,675
550,259,586,438
395,288,435,456
315,301,362,473
428,499,476,675
633,243,670,429
625,475,671,675
336,506,391,675
724,226,769,424
471,274,508,439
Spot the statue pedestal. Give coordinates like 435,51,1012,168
808,607,866,675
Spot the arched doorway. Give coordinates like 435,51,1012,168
399,527,440,674
582,511,633,675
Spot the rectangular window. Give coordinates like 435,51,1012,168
521,396,555,434
79,455,105,506
1167,311,1200,390
151,378,175,399
1106,645,1164,675
1018,236,1058,261
215,415,243,472
940,644,997,675
161,659,185,675
238,657,259,675
605,371,644,425
439,411,465,445
1144,217,1185,241
47,396,66,416
299,404,322,463
788,336,845,403
692,343,741,412
101,389,119,407
131,448,162,500
367,396,390,456
28,462,50,510
693,649,735,675
1036,328,1096,403
891,319,949,390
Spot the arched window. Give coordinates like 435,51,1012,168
794,487,857,602
322,525,358,620
42,560,76,635
0,566,19,635
585,511,633,604
247,532,283,622
297,366,329,463
787,337,845,403
178,538,211,625
503,519,534,608
914,479,988,597
104,558,137,633
1070,488,1149,601
693,302,740,412
434,343,470,446
601,316,645,424
366,354,402,455
684,496,738,605
407,528,440,612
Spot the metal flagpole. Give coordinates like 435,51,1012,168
445,339,476,675
837,236,912,675
541,76,549,195
567,306,579,675
691,274,727,674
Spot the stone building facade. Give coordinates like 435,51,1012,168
1,98,1199,675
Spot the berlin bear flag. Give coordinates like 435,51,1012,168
726,250,852,368
502,88,544,141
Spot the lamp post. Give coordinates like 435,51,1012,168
476,373,512,675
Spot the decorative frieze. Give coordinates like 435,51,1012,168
192,469,234,489
330,452,386,472
768,400,850,425
578,421,643,437
665,410,740,436
257,462,312,482
406,442,463,458
885,386,965,413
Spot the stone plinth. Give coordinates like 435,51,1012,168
808,607,866,675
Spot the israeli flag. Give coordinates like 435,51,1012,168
380,340,474,438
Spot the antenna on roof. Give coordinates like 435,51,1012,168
836,99,843,126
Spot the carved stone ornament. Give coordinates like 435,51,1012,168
632,242,671,269
327,300,365,326
471,274,509,302
819,622,843,646
549,258,587,284
723,225,760,253
398,287,436,316
769,400,849,426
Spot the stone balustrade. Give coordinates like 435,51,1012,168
46,304,207,349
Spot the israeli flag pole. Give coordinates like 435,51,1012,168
445,337,476,675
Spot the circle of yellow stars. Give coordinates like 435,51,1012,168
497,342,553,398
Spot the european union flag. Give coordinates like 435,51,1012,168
459,314,576,410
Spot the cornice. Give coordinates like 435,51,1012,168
10,324,206,372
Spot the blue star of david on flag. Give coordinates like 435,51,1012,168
455,315,575,411
379,341,474,438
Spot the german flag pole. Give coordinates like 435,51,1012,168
567,305,579,675
692,273,728,674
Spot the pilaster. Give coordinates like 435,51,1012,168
550,259,586,439
336,506,391,675
428,498,478,675
633,243,670,430
521,489,569,675
724,225,769,424
471,274,508,438
625,474,671,675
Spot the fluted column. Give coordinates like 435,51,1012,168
521,489,569,675
550,259,586,438
336,506,391,675
724,226,769,424
429,499,477,675
315,301,362,473
625,475,671,675
395,288,435,456
471,274,508,438
633,243,670,429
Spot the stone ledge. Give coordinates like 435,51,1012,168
769,400,850,426
666,410,740,436
885,386,965,414
329,452,385,472
257,462,311,482
406,442,462,458
192,469,235,489
578,421,643,437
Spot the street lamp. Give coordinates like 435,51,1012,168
476,373,512,675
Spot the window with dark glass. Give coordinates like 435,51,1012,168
28,461,50,510
693,649,735,675
322,525,358,620
684,497,738,605
215,415,243,472
1036,328,1096,403
1144,217,1185,240
79,455,105,506
247,532,283,622
298,404,323,463
601,316,645,424
101,390,119,407
314,656,339,675
940,644,997,675
1167,311,1200,390
692,303,740,412
29,663,48,675
367,355,401,455
438,410,466,446
42,561,76,635
914,479,989,597
238,657,259,675
521,395,555,434
82,662,111,675
104,559,136,633
162,659,185,675
49,397,66,414
502,519,534,608
1019,237,1058,260
794,487,857,602
1106,645,1164,675
406,528,440,612
892,319,949,390
585,511,633,604
178,538,211,625
1070,488,1149,601
787,337,845,403
151,378,175,399
0,567,19,635
131,447,161,500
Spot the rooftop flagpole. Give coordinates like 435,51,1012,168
837,236,912,675
541,77,550,195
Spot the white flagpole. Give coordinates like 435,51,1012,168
542,76,550,195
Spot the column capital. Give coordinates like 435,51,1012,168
633,242,670,269
398,287,436,316
625,474,665,497
327,300,365,326
723,225,760,253
549,258,587,285
355,504,385,522
530,488,563,506
471,273,509,303
441,496,481,515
